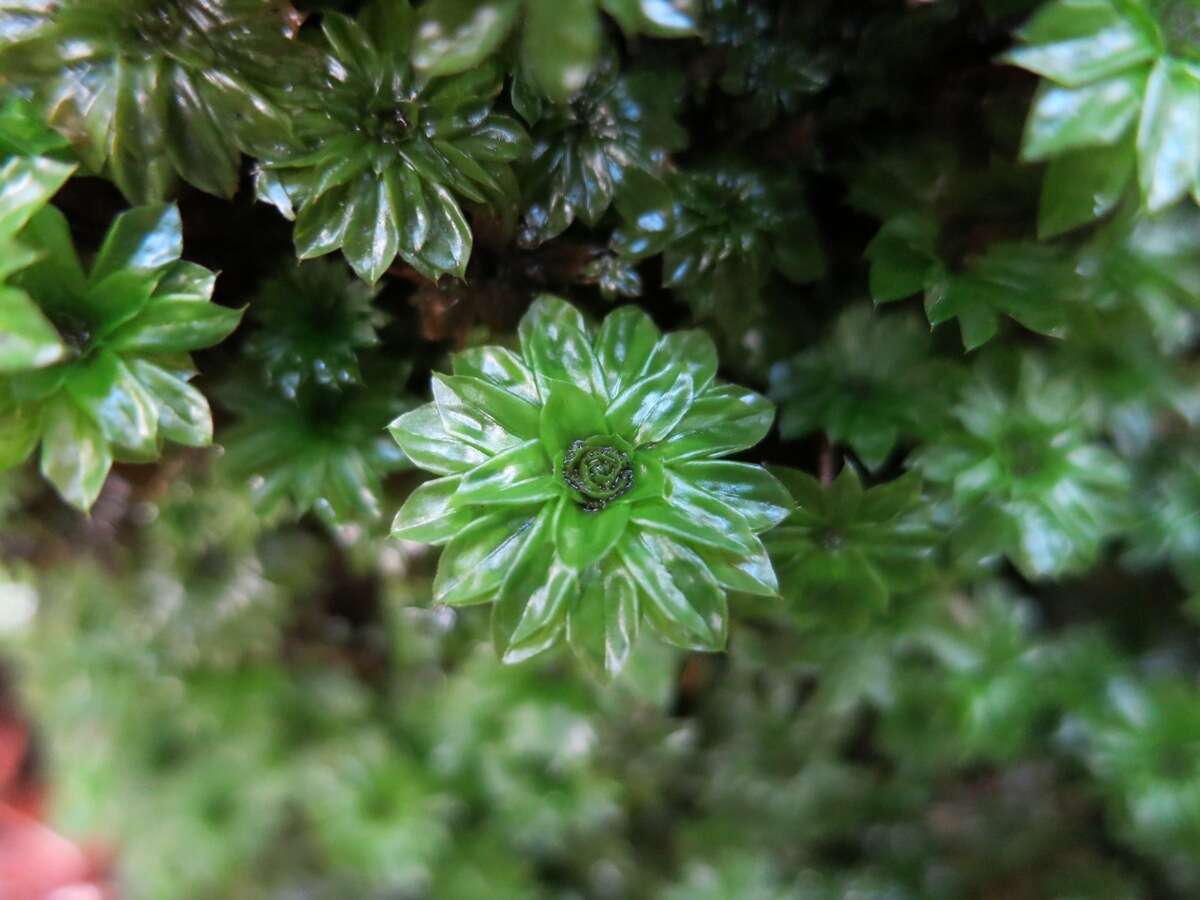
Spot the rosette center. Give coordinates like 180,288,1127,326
563,437,634,511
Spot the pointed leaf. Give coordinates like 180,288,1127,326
39,395,113,511
391,475,475,544
0,285,63,372
127,358,212,447
389,402,489,474
435,509,541,605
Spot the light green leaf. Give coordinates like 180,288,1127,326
631,479,758,556
518,294,603,399
706,537,778,597
389,402,490,475
652,384,775,461
539,379,610,456
127,358,212,447
595,304,661,400
1021,71,1146,160
0,285,63,372
452,439,558,506
491,509,566,661
618,529,723,650
452,345,539,404
64,348,158,457
523,0,602,102
672,461,793,532
0,403,41,471
605,369,693,446
88,205,181,286
15,206,87,307
554,494,632,570
105,297,244,354
435,509,542,604
0,156,74,238
643,329,718,395
567,563,640,675
1137,58,1200,212
431,372,541,452
391,475,475,544
413,0,522,77
39,395,113,511
1005,0,1156,87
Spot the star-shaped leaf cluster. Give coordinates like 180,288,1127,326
764,466,937,629
0,201,242,510
219,360,414,528
0,0,301,202
705,0,834,130
1075,203,1200,353
857,147,1073,350
243,259,385,399
1006,0,1200,217
613,164,825,338
411,0,700,103
253,0,531,283
769,305,962,470
911,356,1130,578
514,53,687,248
1067,677,1200,852
389,295,790,675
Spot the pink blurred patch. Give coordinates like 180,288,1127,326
0,716,114,899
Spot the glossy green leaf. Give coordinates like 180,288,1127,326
15,206,87,309
391,475,475,545
653,384,775,462
343,177,400,284
523,0,602,102
431,373,541,452
632,477,758,557
554,495,632,570
413,0,521,77
618,530,723,650
706,537,778,597
389,403,490,475
491,510,565,661
519,295,602,398
127,359,212,447
1038,136,1135,237
1136,58,1200,212
0,285,63,372
595,305,661,400
90,204,182,286
453,439,558,507
434,510,542,605
452,346,540,405
0,156,74,239
539,380,610,456
64,349,159,457
606,369,693,446
38,395,113,511
673,461,793,531
567,563,640,674
1021,72,1146,160
1005,0,1156,86
0,403,41,470
105,297,244,354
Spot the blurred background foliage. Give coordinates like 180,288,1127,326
1,0,1200,897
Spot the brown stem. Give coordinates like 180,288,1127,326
819,435,835,485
